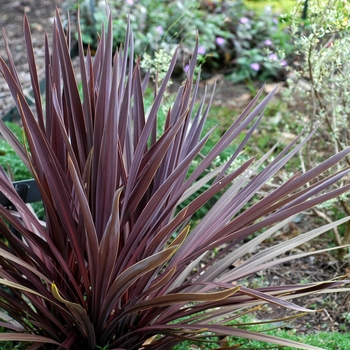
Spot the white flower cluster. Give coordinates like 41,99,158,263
141,48,176,86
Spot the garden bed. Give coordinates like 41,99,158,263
1,0,350,345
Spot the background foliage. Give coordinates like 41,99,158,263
73,0,292,82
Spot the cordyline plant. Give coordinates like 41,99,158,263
0,9,350,350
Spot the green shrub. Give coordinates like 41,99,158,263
286,0,350,258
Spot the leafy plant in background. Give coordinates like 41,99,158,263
74,0,228,54
73,0,292,82
1,7,350,350
287,0,350,259
226,8,291,83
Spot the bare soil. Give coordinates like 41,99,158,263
0,0,350,340
0,0,66,118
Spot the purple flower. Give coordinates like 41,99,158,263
198,45,206,55
269,53,278,61
264,39,273,46
280,60,288,67
240,17,250,24
250,63,260,71
155,26,164,35
215,37,225,46
184,65,189,73
126,0,134,5
272,18,279,25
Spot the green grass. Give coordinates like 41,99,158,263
0,122,31,181
173,332,350,349
0,122,44,218
0,327,27,350
172,317,350,349
244,0,296,14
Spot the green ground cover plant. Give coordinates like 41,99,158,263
74,0,291,82
1,6,350,350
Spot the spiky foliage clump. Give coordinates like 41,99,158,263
0,8,349,350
